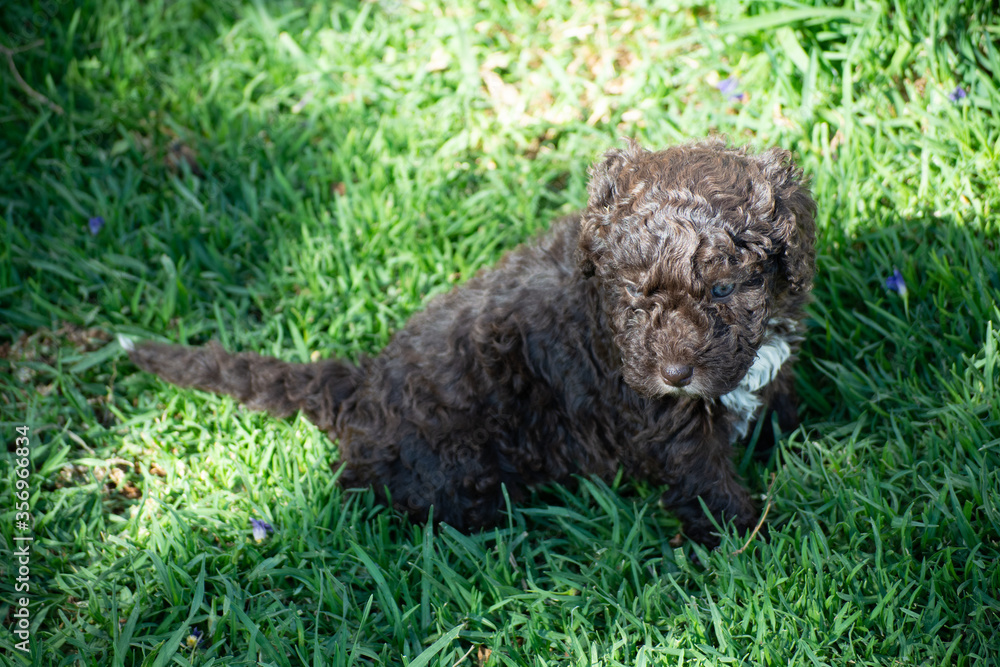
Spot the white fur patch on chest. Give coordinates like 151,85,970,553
719,331,792,441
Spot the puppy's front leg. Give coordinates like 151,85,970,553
744,365,801,460
658,433,759,547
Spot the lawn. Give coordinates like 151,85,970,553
1,0,999,664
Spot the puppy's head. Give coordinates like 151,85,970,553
577,138,816,399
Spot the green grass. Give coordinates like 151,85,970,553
1,0,999,664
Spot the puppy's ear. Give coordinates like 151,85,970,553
577,140,642,276
755,147,817,295
586,141,635,210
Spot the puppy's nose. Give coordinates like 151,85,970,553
662,365,694,387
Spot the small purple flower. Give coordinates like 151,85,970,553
947,86,967,102
251,518,274,543
716,76,744,102
885,269,907,296
185,627,204,649
88,216,104,235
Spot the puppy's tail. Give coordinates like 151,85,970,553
121,336,361,431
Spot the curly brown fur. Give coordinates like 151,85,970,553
127,138,816,546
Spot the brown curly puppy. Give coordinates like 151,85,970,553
125,138,816,546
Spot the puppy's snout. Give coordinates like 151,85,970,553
662,364,694,387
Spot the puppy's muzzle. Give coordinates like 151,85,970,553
662,364,694,388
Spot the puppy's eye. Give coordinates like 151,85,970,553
710,283,736,300
625,283,641,298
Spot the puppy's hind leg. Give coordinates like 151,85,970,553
338,425,515,531
127,340,361,431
